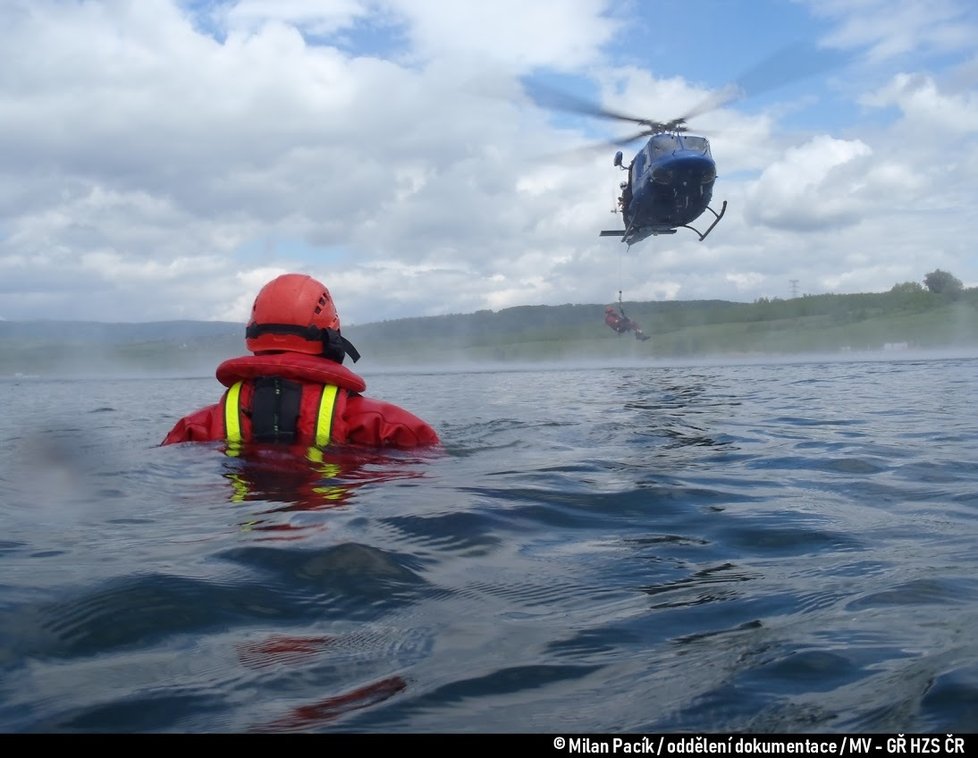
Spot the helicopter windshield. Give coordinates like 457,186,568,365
647,134,680,159
681,135,712,156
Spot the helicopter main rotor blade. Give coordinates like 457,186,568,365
675,84,743,123
589,128,661,151
526,82,664,129
535,128,655,161
675,40,845,124
526,40,845,137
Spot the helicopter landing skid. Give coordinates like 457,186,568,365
682,200,727,242
601,204,728,245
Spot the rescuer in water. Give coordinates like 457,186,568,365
161,273,440,449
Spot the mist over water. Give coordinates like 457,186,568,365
1,355,977,733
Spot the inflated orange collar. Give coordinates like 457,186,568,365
216,352,367,393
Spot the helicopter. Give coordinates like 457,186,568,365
531,90,729,247
604,126,726,246
526,43,840,248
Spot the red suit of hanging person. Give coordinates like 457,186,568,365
604,305,650,341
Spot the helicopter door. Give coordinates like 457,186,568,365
631,149,647,186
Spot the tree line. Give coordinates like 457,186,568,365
1,270,975,373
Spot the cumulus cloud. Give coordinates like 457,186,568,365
0,0,976,324
745,136,875,230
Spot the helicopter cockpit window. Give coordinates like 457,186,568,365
681,135,711,156
648,133,680,159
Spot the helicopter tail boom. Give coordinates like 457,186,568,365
599,228,676,244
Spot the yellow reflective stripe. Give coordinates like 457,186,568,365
315,384,339,448
224,381,243,444
223,380,336,449
226,472,249,503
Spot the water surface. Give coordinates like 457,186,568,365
2,354,977,732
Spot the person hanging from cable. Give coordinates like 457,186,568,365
604,295,650,342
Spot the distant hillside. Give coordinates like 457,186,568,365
2,288,977,376
0,320,242,376
348,289,978,365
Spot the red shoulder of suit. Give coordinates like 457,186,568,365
161,352,439,448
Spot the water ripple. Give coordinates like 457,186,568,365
3,358,978,732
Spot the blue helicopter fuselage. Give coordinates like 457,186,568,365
602,132,727,245
625,133,716,230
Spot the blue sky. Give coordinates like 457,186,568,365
1,0,976,328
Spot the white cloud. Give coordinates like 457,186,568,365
862,72,978,133
0,0,976,326
807,0,978,62
745,135,875,230
220,0,369,37
388,0,619,69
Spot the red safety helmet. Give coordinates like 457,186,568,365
245,274,358,362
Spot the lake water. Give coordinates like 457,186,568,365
2,353,978,733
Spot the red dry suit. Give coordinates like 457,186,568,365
605,309,641,334
161,352,439,449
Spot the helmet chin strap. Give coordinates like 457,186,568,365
246,322,360,363
342,335,361,363
323,328,360,364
